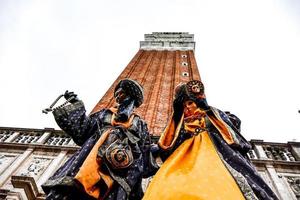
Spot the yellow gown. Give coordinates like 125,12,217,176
143,109,245,200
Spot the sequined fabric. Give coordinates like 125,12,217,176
144,107,278,200
42,102,157,200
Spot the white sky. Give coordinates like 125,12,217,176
0,0,300,142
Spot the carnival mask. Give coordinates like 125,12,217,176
183,100,198,117
115,88,127,104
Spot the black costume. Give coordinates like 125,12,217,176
42,79,157,200
143,80,278,200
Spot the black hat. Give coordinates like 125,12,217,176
114,79,144,108
175,80,204,99
173,80,208,122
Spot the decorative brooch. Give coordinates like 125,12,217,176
187,80,204,96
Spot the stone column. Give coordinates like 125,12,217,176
265,164,294,200
5,132,20,143
36,151,67,188
36,132,51,144
288,142,300,161
254,145,269,159
251,140,269,159
0,148,33,187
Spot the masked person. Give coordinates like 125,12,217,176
143,80,278,200
42,79,158,200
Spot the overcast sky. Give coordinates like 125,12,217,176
0,0,300,142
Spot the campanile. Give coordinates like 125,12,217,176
91,32,201,135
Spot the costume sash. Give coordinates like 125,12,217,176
74,109,135,199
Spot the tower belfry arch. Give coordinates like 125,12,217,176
91,32,201,135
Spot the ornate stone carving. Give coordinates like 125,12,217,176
16,157,52,179
286,176,300,198
45,134,72,146
13,132,41,144
0,130,13,142
247,149,257,159
263,146,296,161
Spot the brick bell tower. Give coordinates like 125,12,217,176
91,32,201,136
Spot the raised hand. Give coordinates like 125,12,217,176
64,90,79,103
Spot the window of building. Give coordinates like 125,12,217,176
181,62,188,66
182,72,189,77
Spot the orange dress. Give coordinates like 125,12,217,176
143,109,245,200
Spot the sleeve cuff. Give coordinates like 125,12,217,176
53,100,85,117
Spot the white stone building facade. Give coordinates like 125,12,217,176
0,127,299,200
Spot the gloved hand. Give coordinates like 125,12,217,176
149,144,161,158
64,90,79,103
